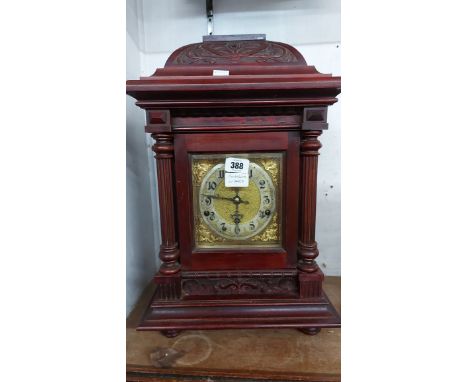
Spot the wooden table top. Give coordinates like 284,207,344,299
127,276,341,382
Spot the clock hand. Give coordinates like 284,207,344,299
202,194,234,202
230,188,242,235
203,193,249,205
231,200,243,235
231,188,249,205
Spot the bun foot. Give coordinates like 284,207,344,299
160,329,181,338
299,327,321,336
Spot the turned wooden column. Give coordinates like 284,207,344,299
151,132,180,275
297,129,322,273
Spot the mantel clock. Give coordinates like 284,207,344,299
127,35,341,337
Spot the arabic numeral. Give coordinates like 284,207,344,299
264,195,270,204
218,170,225,178
204,197,212,205
259,179,266,189
259,211,266,218
208,181,217,190
249,222,255,230
209,212,216,221
220,222,227,231
249,169,253,178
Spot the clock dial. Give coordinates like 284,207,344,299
192,153,282,248
199,163,276,240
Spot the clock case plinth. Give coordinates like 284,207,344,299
126,37,341,335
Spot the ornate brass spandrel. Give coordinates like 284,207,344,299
195,217,227,244
258,158,279,185
251,213,279,242
192,159,219,186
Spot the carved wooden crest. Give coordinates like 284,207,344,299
166,40,306,66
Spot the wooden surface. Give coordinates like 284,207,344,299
127,276,340,382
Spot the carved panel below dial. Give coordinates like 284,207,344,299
181,275,298,299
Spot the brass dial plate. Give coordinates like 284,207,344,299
191,153,282,249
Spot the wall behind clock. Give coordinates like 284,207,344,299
126,0,341,315
126,0,159,315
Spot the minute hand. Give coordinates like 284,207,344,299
203,194,249,204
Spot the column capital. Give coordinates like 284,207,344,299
300,130,322,155
151,133,174,159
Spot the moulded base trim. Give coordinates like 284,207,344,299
137,291,340,331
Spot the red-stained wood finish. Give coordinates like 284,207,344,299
174,131,299,271
298,130,322,273
126,37,341,335
151,132,180,275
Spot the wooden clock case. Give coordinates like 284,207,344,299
126,36,341,337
